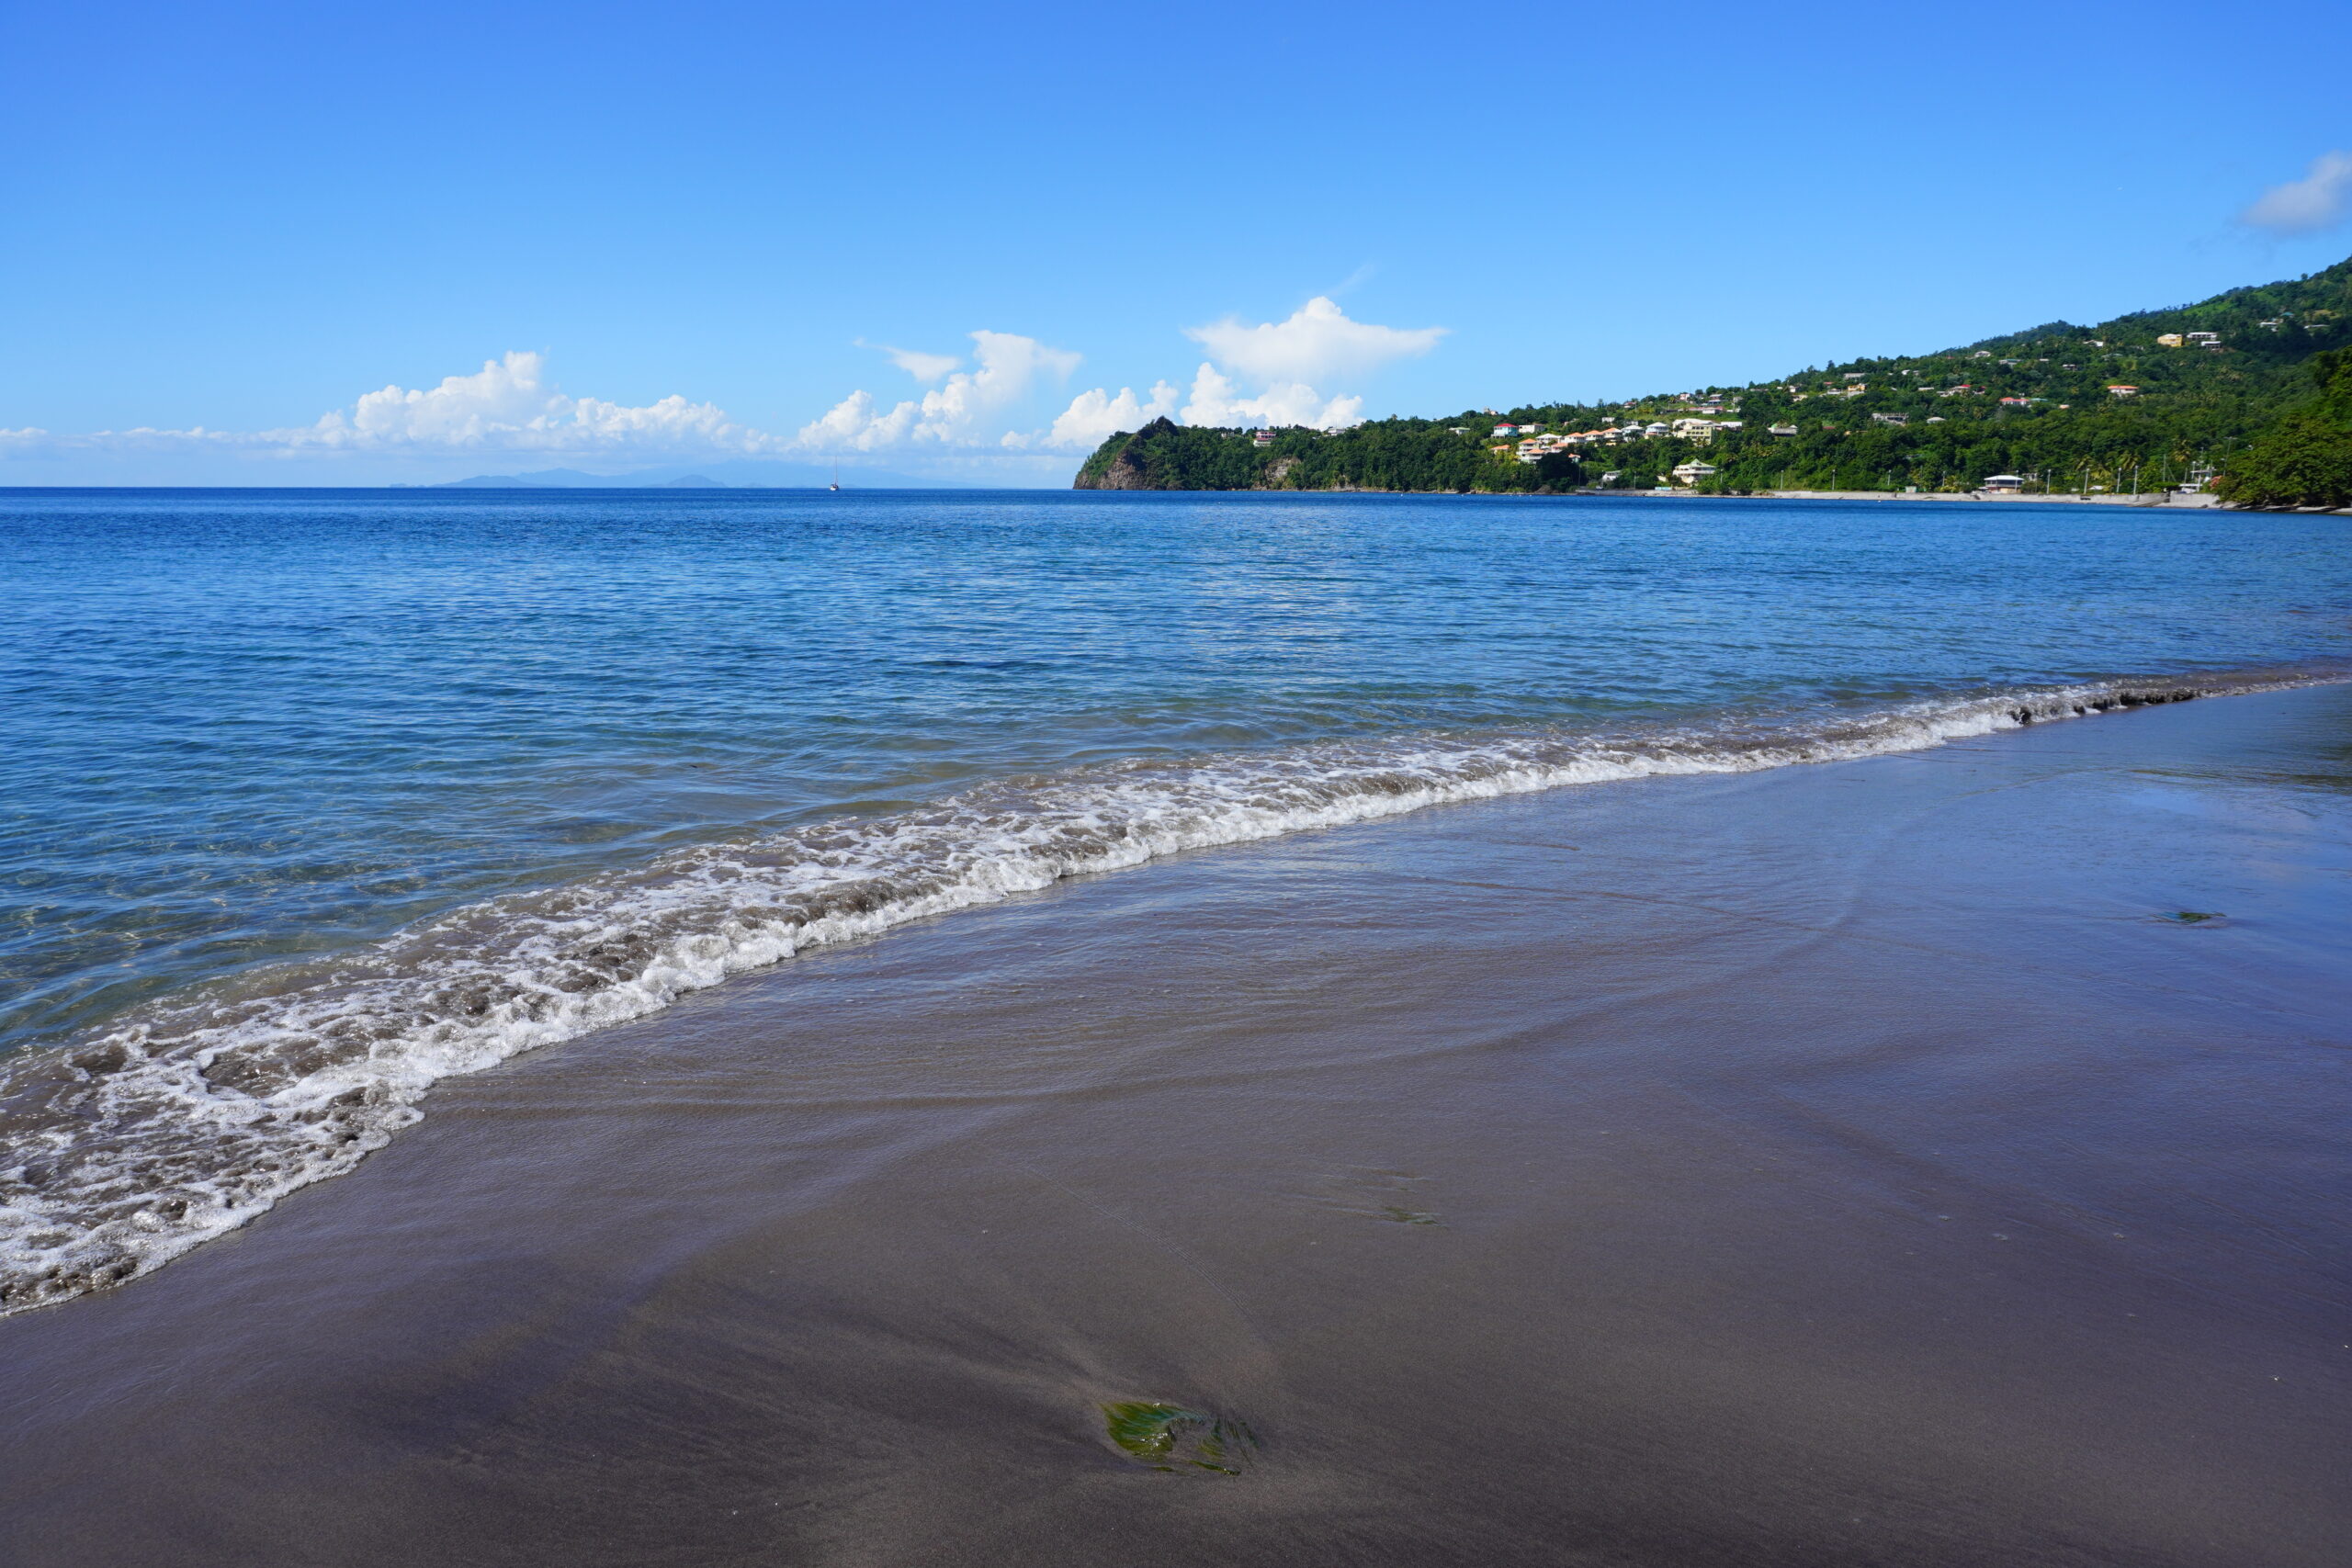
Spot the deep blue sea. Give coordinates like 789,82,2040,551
3,486,2347,1309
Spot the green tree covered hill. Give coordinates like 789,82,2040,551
2217,347,2352,508
1074,257,2352,505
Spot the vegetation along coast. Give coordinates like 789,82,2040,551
1076,257,2352,510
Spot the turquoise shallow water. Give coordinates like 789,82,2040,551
6,487,2346,1056
1,486,2346,1309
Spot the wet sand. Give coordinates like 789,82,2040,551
4,685,2348,1567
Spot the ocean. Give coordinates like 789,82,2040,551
3,487,2347,1314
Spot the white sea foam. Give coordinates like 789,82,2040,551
0,674,2313,1313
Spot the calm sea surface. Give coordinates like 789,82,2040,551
2,487,2346,1309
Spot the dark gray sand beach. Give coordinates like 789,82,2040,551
5,684,2349,1567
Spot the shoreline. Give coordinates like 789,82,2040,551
1760,487,2225,505
5,673,2324,1317
4,683,2347,1565
1069,484,2346,510
1535,489,2242,507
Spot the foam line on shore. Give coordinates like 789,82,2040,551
0,671,2331,1314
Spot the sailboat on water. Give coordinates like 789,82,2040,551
830,460,840,492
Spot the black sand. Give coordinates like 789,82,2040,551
4,685,2348,1567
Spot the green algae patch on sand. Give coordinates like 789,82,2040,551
1101,1402,1260,1474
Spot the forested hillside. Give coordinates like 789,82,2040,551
1075,257,2352,505
2217,348,2352,508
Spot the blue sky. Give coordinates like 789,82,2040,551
4,0,2348,485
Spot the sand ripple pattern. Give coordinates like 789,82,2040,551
0,675,2305,1313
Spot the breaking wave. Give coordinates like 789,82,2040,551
0,672,2323,1313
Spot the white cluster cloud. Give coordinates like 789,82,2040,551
0,351,786,463
2241,152,2352,235
319,352,763,452
1176,364,1363,432
2,297,1448,476
798,331,1081,451
1185,296,1445,386
1064,296,1432,441
797,297,1442,455
1048,381,1182,449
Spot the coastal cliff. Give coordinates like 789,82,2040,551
1074,416,1581,495
1070,418,1170,489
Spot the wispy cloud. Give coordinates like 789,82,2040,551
2240,152,2352,235
858,341,963,382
